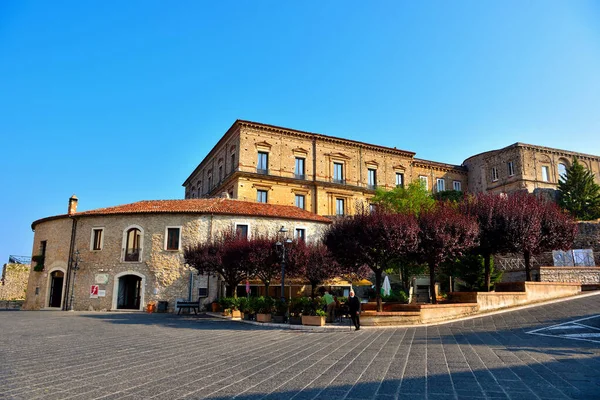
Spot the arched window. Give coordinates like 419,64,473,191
558,163,567,182
125,228,142,262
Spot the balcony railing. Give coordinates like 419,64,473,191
256,168,269,175
332,178,346,185
367,184,377,190
294,173,306,180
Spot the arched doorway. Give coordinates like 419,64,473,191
116,274,142,310
48,270,64,308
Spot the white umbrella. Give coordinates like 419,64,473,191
382,276,391,296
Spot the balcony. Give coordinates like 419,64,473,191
256,168,269,175
367,184,377,190
332,178,346,185
294,173,306,180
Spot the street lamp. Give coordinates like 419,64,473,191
275,226,292,303
69,250,81,311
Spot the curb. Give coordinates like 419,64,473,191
201,290,600,331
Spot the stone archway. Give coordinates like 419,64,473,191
46,268,66,309
112,271,145,311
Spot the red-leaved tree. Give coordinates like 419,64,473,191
287,241,340,298
503,192,577,281
324,210,419,311
460,193,510,291
247,236,280,295
418,203,479,304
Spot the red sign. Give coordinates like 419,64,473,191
90,285,99,298
246,280,250,294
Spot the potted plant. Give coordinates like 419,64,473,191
211,301,220,313
272,298,288,323
229,297,242,319
219,297,233,316
301,297,327,326
255,296,274,323
32,255,45,272
288,297,303,325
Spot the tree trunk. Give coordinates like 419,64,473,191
524,250,531,281
264,282,270,297
429,264,437,304
311,283,316,298
484,253,491,292
375,269,383,312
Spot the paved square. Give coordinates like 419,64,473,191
1,293,600,400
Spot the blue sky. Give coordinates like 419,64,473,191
1,1,600,267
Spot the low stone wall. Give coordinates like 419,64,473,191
539,267,600,284
475,292,528,311
0,300,24,310
361,303,479,326
522,281,581,302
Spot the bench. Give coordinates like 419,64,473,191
176,300,200,315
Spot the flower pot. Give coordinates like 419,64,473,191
211,302,220,312
231,310,242,319
256,313,272,323
289,316,302,325
302,315,325,326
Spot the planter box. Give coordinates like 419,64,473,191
231,310,242,319
289,316,302,325
272,315,285,323
211,302,220,312
302,315,325,326
256,313,272,323
243,313,255,321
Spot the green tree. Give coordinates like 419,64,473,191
558,158,600,220
371,181,436,216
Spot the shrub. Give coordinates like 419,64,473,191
255,296,275,314
381,290,409,303
274,298,288,316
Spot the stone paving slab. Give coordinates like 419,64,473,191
1,293,600,400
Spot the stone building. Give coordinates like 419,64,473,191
463,142,600,195
183,120,468,216
23,196,330,311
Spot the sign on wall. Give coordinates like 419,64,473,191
95,274,109,284
90,285,99,298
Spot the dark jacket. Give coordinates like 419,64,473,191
348,295,361,313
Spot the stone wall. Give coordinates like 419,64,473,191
0,263,30,300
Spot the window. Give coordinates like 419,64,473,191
295,157,305,179
491,167,498,182
368,169,377,189
335,198,345,216
419,176,428,189
558,163,567,182
236,224,248,239
165,227,181,251
40,240,47,257
436,178,445,192
208,175,212,191
295,194,305,209
542,166,549,182
395,172,404,187
257,152,268,174
257,189,268,203
295,228,306,241
231,153,236,172
218,165,223,182
197,182,202,197
453,181,462,191
507,161,515,177
124,228,142,262
91,228,104,251
369,203,377,213
333,162,344,184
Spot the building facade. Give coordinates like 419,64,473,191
183,120,468,216
185,121,600,211
463,142,600,194
23,196,330,311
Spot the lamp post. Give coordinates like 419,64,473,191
69,250,81,311
276,226,292,303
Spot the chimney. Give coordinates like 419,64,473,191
68,195,78,215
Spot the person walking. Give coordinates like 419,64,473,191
348,290,361,330
323,291,335,323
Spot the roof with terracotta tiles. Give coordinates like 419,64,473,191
32,198,331,229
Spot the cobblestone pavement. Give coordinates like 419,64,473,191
1,294,600,400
